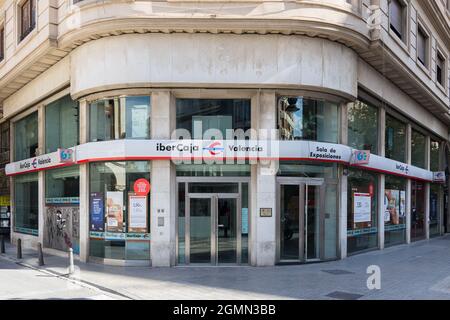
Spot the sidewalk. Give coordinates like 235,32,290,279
2,236,450,300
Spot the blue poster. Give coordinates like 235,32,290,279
90,192,104,231
241,208,249,235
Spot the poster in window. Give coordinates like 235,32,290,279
353,193,371,223
131,105,148,138
384,193,390,223
385,189,400,225
106,191,123,232
90,192,104,231
128,194,148,233
400,191,406,217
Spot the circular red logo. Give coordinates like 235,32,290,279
133,178,151,196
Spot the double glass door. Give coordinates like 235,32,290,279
183,185,244,265
277,179,325,263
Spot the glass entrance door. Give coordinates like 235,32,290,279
278,180,324,263
181,181,245,265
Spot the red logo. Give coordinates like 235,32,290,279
203,142,224,156
134,179,151,196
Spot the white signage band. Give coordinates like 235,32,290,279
5,140,435,182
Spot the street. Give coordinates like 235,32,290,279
2,235,450,300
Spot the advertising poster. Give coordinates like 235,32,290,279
400,191,406,217
241,208,249,234
106,191,124,232
90,192,104,231
385,189,400,225
353,193,371,223
131,105,148,138
384,194,390,223
129,194,148,233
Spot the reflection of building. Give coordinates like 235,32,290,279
0,0,449,267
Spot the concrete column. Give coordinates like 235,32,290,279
150,91,176,266
37,105,45,246
251,91,277,266
78,99,89,262
378,174,385,249
338,174,348,259
406,124,412,244
338,102,349,260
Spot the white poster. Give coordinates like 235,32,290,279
384,194,390,222
106,191,123,232
400,191,406,217
129,195,147,232
131,105,148,138
353,192,371,223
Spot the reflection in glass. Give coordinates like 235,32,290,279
430,140,440,172
218,198,237,264
411,180,426,241
385,115,406,162
348,100,378,154
278,97,338,143
14,173,39,235
384,176,406,247
280,185,300,260
306,185,320,260
190,198,211,263
429,184,441,238
14,112,38,161
411,130,426,169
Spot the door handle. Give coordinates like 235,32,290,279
218,224,225,228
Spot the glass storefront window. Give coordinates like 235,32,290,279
411,180,426,241
45,166,80,254
278,97,338,143
89,161,151,260
430,140,440,172
14,112,38,161
385,114,406,162
89,96,151,142
384,176,406,247
411,130,426,169
324,184,338,260
277,161,337,179
347,169,378,254
429,184,441,238
14,172,38,235
176,99,251,139
176,164,251,177
348,100,378,154
45,95,79,153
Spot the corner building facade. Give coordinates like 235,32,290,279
1,0,450,266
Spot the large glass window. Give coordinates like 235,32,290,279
384,176,406,247
90,96,151,142
176,99,250,139
14,112,38,161
411,180,426,241
14,173,38,235
348,100,378,154
411,130,426,169
45,95,79,153
89,161,151,260
429,184,441,238
347,169,378,255
430,140,440,172
277,161,337,179
45,166,80,253
278,97,338,143
385,114,406,162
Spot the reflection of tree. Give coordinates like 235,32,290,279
348,101,377,152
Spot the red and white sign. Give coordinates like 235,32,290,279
133,178,150,196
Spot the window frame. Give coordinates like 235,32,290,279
435,44,449,94
17,0,36,43
415,18,431,73
388,0,409,48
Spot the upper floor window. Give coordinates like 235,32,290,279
19,0,36,42
278,97,338,143
436,51,446,88
0,25,4,62
385,114,406,162
90,96,151,142
430,140,440,172
45,95,79,154
348,100,378,154
389,0,407,42
411,129,426,169
176,99,251,140
14,111,38,161
417,24,429,68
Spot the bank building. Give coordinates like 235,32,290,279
0,0,449,267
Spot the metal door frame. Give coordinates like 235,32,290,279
183,185,242,265
276,177,326,264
